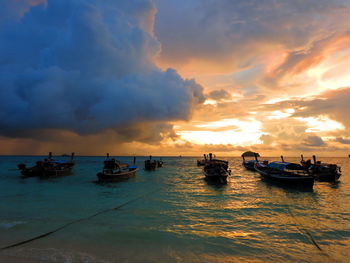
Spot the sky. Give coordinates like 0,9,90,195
1,0,350,157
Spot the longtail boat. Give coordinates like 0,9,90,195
145,156,157,171
203,153,230,184
254,161,314,189
241,151,260,171
300,155,341,182
18,152,75,177
97,154,137,182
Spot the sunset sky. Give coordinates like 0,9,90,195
1,0,350,156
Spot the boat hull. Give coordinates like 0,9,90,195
242,160,256,171
144,160,157,171
315,172,341,182
20,166,73,177
203,170,228,184
97,168,137,182
203,160,230,184
254,164,314,189
311,165,341,182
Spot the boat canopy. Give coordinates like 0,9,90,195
52,160,68,164
241,151,260,157
268,161,303,171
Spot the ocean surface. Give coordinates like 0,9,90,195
0,156,349,263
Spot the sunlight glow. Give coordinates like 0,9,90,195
294,116,345,133
264,96,292,104
203,99,217,106
267,109,295,120
177,119,262,145
307,44,350,92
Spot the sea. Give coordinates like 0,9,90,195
0,156,349,263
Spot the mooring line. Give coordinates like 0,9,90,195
286,205,330,258
1,188,161,250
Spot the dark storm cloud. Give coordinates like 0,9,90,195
0,0,204,142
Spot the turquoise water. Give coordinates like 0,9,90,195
0,156,349,262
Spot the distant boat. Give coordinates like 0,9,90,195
254,161,314,189
197,159,206,166
145,155,157,171
203,153,230,184
197,154,208,166
18,152,75,177
97,154,137,182
157,158,164,168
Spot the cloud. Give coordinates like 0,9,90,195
155,0,350,105
260,134,275,145
291,87,350,129
335,137,350,144
257,87,350,138
0,0,204,143
0,0,46,26
207,89,231,101
155,0,350,69
303,135,325,147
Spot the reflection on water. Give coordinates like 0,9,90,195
0,156,349,262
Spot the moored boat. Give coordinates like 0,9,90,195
203,153,230,184
18,152,75,177
241,151,261,171
301,155,341,182
145,156,157,170
254,161,314,189
97,154,137,182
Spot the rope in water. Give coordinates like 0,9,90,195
1,188,160,250
286,205,332,261
287,206,322,250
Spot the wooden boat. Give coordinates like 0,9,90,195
300,155,341,182
241,151,260,171
145,160,157,170
97,154,137,182
18,152,75,177
203,153,230,184
254,161,314,189
145,156,157,170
